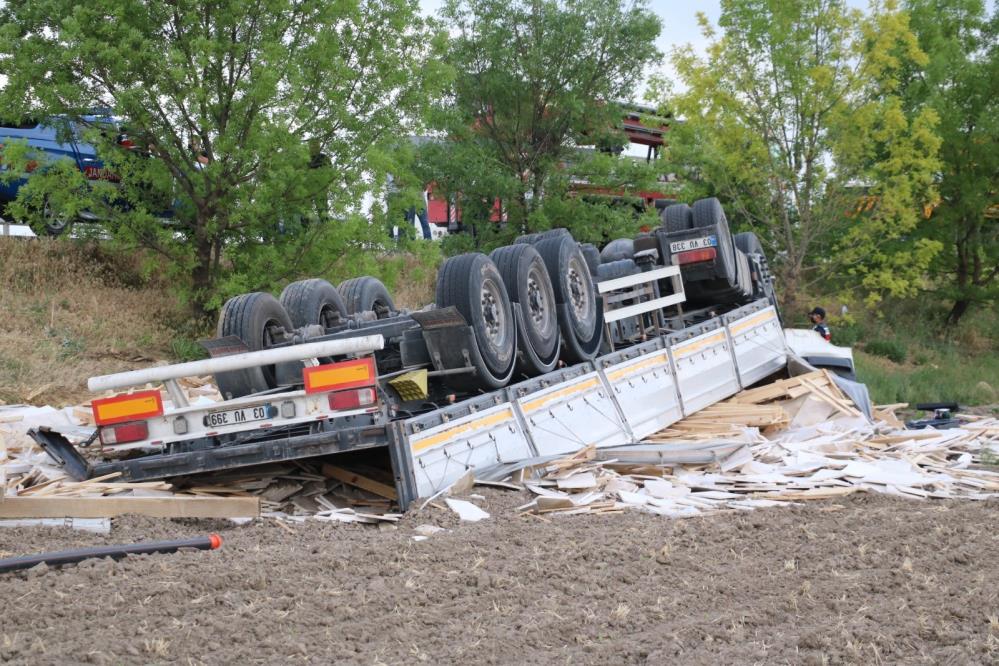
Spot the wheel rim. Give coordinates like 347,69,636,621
480,278,509,350
567,257,592,323
43,200,69,232
526,265,554,337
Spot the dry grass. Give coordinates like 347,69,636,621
0,238,182,406
0,238,443,407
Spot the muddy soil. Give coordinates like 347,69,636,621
1,492,996,665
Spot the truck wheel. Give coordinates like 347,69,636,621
436,253,516,378
600,238,634,263
490,244,560,372
734,231,764,256
214,292,294,399
579,243,601,275
691,197,737,286
661,203,691,233
338,277,395,318
535,234,597,343
596,258,640,281
515,228,569,245
279,279,348,329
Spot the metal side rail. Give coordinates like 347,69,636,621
30,419,392,483
392,298,787,506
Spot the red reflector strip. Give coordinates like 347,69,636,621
99,420,149,446
328,388,378,411
303,357,377,394
675,248,717,265
92,390,164,426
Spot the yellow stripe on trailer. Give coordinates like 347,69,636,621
520,377,600,414
410,408,515,453
728,310,776,336
605,353,670,382
671,332,726,359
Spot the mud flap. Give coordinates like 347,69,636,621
28,427,93,481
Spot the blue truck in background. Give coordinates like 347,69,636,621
0,116,126,235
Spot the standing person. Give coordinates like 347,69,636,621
808,306,831,341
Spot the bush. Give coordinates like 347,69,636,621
864,339,907,364
830,320,863,347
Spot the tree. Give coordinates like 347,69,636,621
0,0,440,317
428,0,662,237
654,0,942,312
902,0,998,325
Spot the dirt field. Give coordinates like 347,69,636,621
1,492,996,665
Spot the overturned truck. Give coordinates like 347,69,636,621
32,198,792,509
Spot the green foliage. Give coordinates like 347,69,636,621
843,298,998,404
0,0,442,317
864,339,908,364
423,0,663,240
902,0,999,324
653,0,942,310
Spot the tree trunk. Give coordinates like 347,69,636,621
190,221,216,321
945,299,971,326
777,263,801,320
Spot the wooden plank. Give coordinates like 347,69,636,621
0,496,260,518
321,464,398,500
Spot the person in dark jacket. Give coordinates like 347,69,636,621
808,306,831,341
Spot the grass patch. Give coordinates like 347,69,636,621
841,300,998,406
0,238,183,405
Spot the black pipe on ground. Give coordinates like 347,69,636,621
0,534,222,574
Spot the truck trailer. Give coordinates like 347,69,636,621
31,197,821,509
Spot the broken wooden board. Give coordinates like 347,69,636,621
321,464,398,500
0,495,260,519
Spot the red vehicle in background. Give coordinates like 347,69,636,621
411,102,675,239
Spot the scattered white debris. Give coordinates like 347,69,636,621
445,498,490,522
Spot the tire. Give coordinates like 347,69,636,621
579,243,601,275
338,276,395,318
489,244,559,363
214,292,294,399
535,234,597,342
600,238,634,263
734,231,764,256
690,197,737,286
515,228,570,245
279,279,348,329
436,253,516,378
514,232,543,245
661,203,691,233
596,258,640,281
40,196,72,237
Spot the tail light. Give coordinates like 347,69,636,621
92,390,163,426
328,387,378,411
303,357,377,394
675,247,717,265
99,420,149,445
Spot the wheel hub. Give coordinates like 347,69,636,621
481,283,505,344
526,276,547,328
568,265,590,320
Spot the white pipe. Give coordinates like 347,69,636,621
88,336,385,392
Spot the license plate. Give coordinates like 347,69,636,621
203,404,273,428
670,235,718,253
